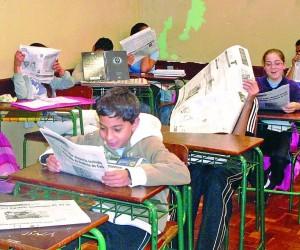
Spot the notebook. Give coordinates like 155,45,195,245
81,51,129,82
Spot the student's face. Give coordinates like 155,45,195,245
263,52,285,81
296,45,300,56
99,115,139,149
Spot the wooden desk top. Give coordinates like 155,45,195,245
258,110,300,121
0,194,108,250
10,163,165,203
0,102,77,112
162,126,264,156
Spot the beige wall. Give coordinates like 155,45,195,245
0,0,141,78
140,0,300,66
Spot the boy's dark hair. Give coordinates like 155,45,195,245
96,87,140,124
93,37,114,51
130,22,148,35
295,40,300,47
30,43,46,47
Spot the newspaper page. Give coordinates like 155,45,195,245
293,61,300,82
0,200,91,230
120,27,158,64
20,45,61,83
40,127,108,182
170,45,254,133
257,84,289,110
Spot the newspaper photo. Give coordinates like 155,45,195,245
0,200,91,230
257,84,289,110
20,45,61,83
120,27,158,64
170,45,254,133
40,127,109,182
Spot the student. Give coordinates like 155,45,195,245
41,87,191,250
72,37,114,83
245,48,300,190
127,22,159,73
190,80,259,250
13,43,98,135
286,39,300,81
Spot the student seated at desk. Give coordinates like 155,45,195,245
13,42,98,135
72,37,114,83
41,87,191,250
190,80,259,250
245,48,300,190
286,39,300,81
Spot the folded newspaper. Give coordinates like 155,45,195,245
170,45,254,133
0,200,91,230
20,45,61,83
257,84,289,110
120,27,158,64
40,128,143,182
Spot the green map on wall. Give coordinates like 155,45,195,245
158,0,206,60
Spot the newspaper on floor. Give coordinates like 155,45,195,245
20,45,60,83
120,27,158,64
257,84,289,110
0,200,91,230
170,45,254,133
40,127,109,182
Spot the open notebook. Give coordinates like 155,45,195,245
82,51,129,82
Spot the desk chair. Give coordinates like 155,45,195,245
80,143,192,250
22,85,93,168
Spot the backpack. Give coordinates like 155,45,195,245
0,132,20,193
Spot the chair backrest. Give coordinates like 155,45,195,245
56,85,93,109
164,142,188,165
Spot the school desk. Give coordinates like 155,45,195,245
161,126,265,250
257,110,300,220
0,194,108,250
10,163,185,250
80,78,155,114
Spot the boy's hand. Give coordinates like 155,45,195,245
292,54,300,66
53,60,65,77
102,169,131,187
46,154,62,172
242,79,259,97
283,102,300,113
127,54,135,66
14,50,25,73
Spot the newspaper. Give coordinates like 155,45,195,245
257,84,290,110
20,45,61,83
40,127,109,182
170,45,254,133
120,27,158,64
0,200,91,230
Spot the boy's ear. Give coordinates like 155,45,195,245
132,117,140,131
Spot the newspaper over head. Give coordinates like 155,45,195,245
40,128,143,182
170,45,254,133
120,27,158,64
20,45,61,83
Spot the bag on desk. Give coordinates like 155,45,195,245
0,132,20,193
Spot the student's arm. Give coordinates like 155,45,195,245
233,79,259,135
286,53,300,79
72,61,84,83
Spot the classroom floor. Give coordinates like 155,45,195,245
194,176,300,250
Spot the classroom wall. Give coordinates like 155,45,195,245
140,0,300,66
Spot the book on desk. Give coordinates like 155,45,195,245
82,50,129,82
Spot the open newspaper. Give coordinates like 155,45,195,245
40,128,143,182
170,45,254,133
120,27,158,64
20,45,60,83
0,200,91,230
257,84,290,110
